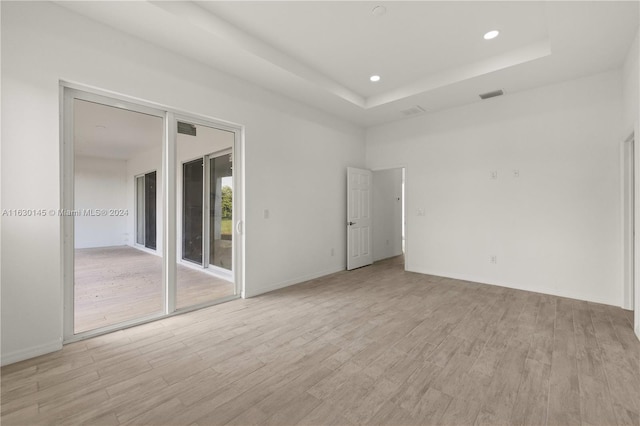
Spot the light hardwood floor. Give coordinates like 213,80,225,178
2,256,639,425
75,246,235,333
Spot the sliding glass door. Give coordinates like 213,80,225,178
63,87,243,342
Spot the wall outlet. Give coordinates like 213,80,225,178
386,239,390,245
331,248,335,256
490,171,498,180
513,170,520,178
417,208,426,216
263,209,269,219
490,255,497,264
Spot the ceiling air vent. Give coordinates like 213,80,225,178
177,121,197,136
479,89,504,100
400,105,426,116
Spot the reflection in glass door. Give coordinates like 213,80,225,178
177,121,236,309
181,153,232,269
136,171,157,250
72,98,164,334
209,153,233,271
182,159,203,264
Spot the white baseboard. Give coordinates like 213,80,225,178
622,300,634,310
407,265,620,307
244,265,345,298
1,340,62,366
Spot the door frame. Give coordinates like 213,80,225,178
60,81,245,342
622,133,635,311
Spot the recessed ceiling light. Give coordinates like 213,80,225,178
370,75,381,82
483,30,500,40
372,5,387,16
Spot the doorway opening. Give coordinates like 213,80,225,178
372,167,406,268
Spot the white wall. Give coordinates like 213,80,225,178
623,30,639,138
367,71,624,307
372,168,403,262
74,156,127,248
0,2,365,365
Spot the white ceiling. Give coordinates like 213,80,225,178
197,1,550,99
74,99,163,160
58,1,639,127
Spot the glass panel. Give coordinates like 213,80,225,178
210,154,233,270
176,122,235,309
144,171,157,250
182,159,203,264
136,175,145,245
73,99,164,334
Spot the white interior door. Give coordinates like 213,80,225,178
347,167,373,270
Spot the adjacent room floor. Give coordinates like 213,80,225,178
2,256,639,425
75,246,235,333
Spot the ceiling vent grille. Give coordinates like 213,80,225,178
479,89,504,100
400,105,426,116
177,121,197,136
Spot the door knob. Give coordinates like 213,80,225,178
348,221,356,226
